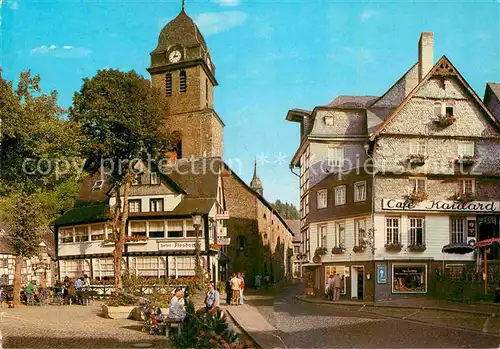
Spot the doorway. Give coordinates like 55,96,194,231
478,216,500,260
351,266,364,300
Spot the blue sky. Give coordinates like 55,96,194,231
1,0,499,207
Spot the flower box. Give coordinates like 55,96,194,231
407,154,427,166
404,191,428,203
434,114,456,127
385,243,403,252
352,245,366,253
209,243,221,251
408,244,426,252
455,155,476,166
453,192,476,204
331,247,346,254
125,235,148,244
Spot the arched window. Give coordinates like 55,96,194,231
165,73,172,96
434,102,442,117
180,70,187,93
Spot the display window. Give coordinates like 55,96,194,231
392,264,427,293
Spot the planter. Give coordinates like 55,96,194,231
434,114,456,127
385,243,403,252
352,245,366,253
453,193,476,204
407,154,427,166
408,244,426,252
102,304,137,319
404,191,428,203
331,247,345,254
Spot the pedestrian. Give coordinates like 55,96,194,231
264,274,270,291
68,279,76,305
326,275,334,300
75,277,84,304
40,278,47,306
225,277,231,305
238,272,245,305
197,282,220,314
230,273,240,305
332,273,342,301
255,274,261,289
25,280,35,305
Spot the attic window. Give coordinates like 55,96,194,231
324,115,334,126
92,180,104,191
150,172,160,185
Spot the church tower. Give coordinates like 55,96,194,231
250,160,263,196
148,7,224,159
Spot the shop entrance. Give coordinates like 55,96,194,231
351,266,364,300
478,216,499,260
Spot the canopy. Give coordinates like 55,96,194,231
442,242,474,254
475,238,500,249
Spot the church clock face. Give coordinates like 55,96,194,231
169,50,181,63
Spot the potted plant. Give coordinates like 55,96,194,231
352,243,366,253
385,243,403,252
434,113,456,127
404,190,428,203
125,235,149,244
453,191,476,204
331,246,346,254
408,243,426,252
407,154,427,166
455,155,476,166
102,293,138,319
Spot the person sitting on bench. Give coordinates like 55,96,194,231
197,282,220,314
168,288,186,321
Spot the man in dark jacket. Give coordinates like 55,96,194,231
225,278,231,305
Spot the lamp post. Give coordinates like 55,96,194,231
191,213,204,282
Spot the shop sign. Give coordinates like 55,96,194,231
158,241,196,251
217,237,231,245
377,264,387,284
382,199,500,213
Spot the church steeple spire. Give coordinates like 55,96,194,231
250,159,263,196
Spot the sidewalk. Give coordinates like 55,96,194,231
295,295,500,316
225,304,285,349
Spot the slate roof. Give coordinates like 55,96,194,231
165,157,221,198
487,82,500,97
285,220,300,241
152,9,208,55
326,96,378,109
0,222,55,258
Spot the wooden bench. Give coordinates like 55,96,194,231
164,317,183,338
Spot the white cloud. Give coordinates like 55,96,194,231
194,11,247,35
213,0,241,7
30,45,92,58
360,9,376,22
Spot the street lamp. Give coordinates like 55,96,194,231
191,213,204,281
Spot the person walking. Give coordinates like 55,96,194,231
326,275,334,300
25,280,35,305
40,278,48,306
332,273,342,301
238,272,245,305
225,277,231,305
230,273,240,305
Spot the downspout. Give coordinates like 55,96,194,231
290,166,299,177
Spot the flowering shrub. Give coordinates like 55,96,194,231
125,235,148,243
407,154,427,166
453,192,476,204
105,293,137,306
404,190,428,203
434,113,456,127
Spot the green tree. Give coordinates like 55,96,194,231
0,70,82,305
69,69,171,294
272,200,299,220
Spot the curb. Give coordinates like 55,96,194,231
224,308,265,349
294,296,500,317
294,296,500,337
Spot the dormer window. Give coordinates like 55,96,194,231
324,115,334,126
92,180,104,191
150,172,160,185
180,70,187,93
165,73,172,96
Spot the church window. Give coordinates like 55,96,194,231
180,71,187,93
165,73,172,96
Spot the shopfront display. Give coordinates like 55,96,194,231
325,265,346,294
392,264,427,293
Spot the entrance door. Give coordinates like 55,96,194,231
479,220,500,260
351,267,358,300
357,268,364,300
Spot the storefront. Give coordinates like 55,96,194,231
320,262,375,301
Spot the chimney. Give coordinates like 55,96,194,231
418,32,434,82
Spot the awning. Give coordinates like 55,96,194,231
475,238,500,249
442,242,474,254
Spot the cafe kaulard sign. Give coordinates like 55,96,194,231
382,199,500,213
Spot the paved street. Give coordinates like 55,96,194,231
0,302,168,348
245,286,500,348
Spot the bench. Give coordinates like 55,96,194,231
164,317,183,338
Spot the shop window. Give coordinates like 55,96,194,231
450,217,466,243
408,217,424,245
392,264,427,293
318,225,327,248
169,256,195,277
325,266,346,294
149,221,165,239
445,264,464,280
94,258,114,280
131,257,165,278
59,259,91,279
